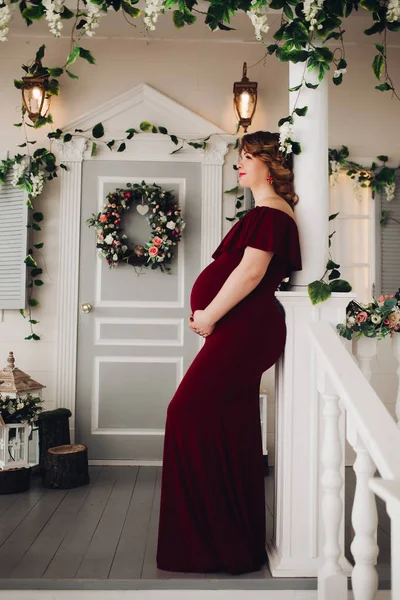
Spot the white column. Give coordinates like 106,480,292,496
347,417,379,600
318,369,348,600
354,336,378,383
392,334,400,425
289,54,329,286
54,138,86,441
270,290,355,576
201,142,228,270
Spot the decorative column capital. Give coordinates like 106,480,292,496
201,142,229,165
54,138,87,162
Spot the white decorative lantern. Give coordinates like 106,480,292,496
0,352,45,470
0,424,30,470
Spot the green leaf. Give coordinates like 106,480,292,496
66,45,80,67
63,133,73,143
14,79,23,89
267,44,278,55
328,268,341,280
34,279,44,286
20,308,27,318
29,319,39,324
28,298,39,307
106,140,115,150
173,9,185,27
283,3,293,19
91,142,97,157
375,43,385,54
60,163,67,170
294,106,308,117
375,82,392,92
18,143,27,148
33,212,44,222
66,69,79,80
22,3,45,20
377,155,388,162
47,79,60,96
32,333,41,340
125,128,137,139
329,212,340,221
288,84,302,92
372,54,384,80
326,259,340,269
79,47,96,64
13,122,23,127
224,186,239,194
308,280,332,305
61,5,74,18
360,0,380,10
48,67,64,77
32,223,41,231
170,135,179,145
117,142,126,152
92,122,104,138
35,45,45,61
121,1,141,17
139,121,152,132
25,335,33,340
158,126,168,135
24,254,38,268
31,268,43,277
278,115,294,127
291,141,302,154
329,278,352,292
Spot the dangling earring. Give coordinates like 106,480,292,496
266,175,274,184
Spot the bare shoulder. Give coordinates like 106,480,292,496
265,198,297,223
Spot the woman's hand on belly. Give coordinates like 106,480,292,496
189,310,215,338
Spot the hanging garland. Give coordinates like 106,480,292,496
86,181,185,272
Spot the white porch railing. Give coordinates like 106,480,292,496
308,321,400,600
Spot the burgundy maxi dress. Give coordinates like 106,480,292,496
156,206,302,574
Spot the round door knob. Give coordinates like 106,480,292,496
80,303,92,314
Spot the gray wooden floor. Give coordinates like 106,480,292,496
0,466,390,590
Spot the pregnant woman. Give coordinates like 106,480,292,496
156,130,302,575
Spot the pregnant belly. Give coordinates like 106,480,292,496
190,252,241,313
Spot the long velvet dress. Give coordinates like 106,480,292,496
156,206,302,574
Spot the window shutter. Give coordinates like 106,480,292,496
0,167,29,309
380,173,400,296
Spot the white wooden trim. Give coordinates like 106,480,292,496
91,355,184,434
94,317,184,347
55,87,230,431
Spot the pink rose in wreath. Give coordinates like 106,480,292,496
153,236,163,247
356,311,368,323
99,214,108,223
148,246,159,257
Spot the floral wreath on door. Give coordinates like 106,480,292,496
87,181,185,273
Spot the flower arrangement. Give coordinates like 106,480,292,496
337,294,400,341
0,392,44,425
86,181,185,272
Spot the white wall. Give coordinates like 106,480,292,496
0,21,399,463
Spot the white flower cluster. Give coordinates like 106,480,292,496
385,181,396,202
83,0,106,37
351,171,363,203
247,2,269,41
143,0,164,30
329,159,341,186
11,161,27,187
279,121,293,156
387,0,400,21
30,172,45,198
0,0,12,43
302,0,324,30
42,0,65,37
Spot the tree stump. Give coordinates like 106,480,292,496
0,467,31,494
37,408,72,471
42,444,89,489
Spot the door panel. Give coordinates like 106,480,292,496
76,160,202,461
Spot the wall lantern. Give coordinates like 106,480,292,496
233,62,258,132
21,73,51,124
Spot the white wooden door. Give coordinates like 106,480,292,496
76,159,202,462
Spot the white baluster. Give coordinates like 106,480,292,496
354,336,378,383
318,370,347,600
347,417,379,600
392,333,400,426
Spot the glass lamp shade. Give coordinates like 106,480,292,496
233,62,258,133
21,75,51,123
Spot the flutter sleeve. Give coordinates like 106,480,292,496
236,207,302,277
